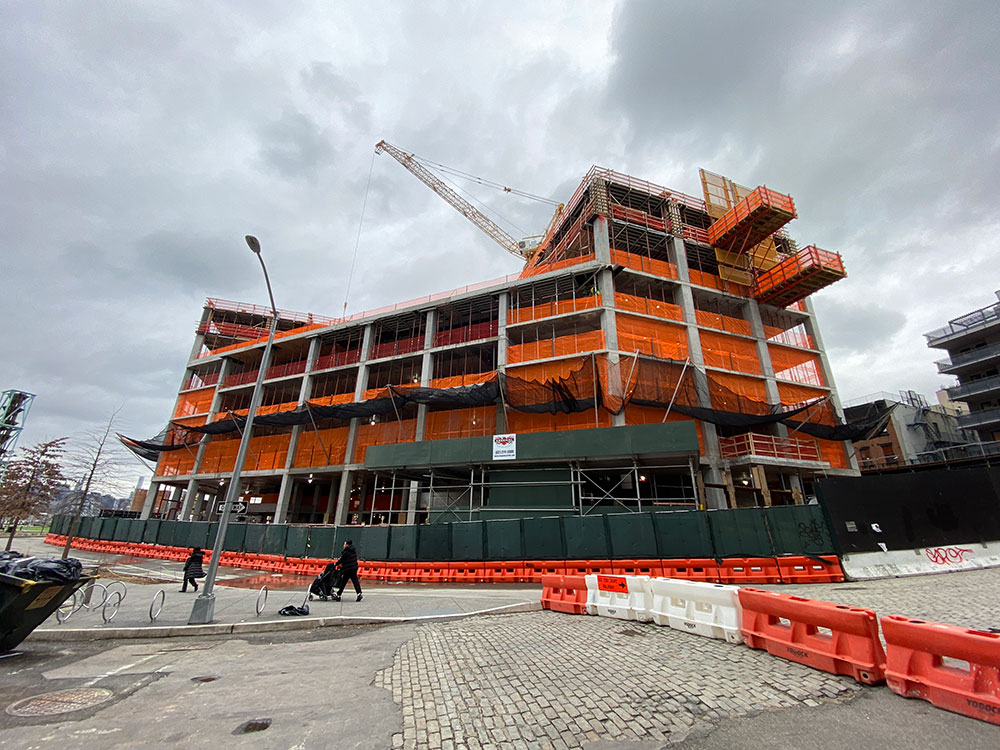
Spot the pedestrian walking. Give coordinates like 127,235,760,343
331,539,362,602
181,547,205,592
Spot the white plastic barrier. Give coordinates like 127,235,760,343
648,578,743,644
584,574,653,622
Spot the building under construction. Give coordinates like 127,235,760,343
128,160,859,526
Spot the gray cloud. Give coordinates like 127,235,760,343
2,1,998,493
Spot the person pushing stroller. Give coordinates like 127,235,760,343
331,539,362,602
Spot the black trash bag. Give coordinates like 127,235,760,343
0,550,24,563
278,604,310,617
0,557,83,583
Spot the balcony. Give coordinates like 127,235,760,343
925,297,1000,347
946,373,1000,402
719,433,821,463
958,406,1000,432
936,340,1000,374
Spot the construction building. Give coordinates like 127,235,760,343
926,291,1000,445
843,390,981,472
128,159,859,526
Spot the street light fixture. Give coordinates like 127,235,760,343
189,235,278,624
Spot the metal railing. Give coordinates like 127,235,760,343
719,433,821,462
925,298,1000,342
958,406,1000,431
947,373,1000,401
935,341,1000,372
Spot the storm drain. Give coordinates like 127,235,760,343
6,688,114,717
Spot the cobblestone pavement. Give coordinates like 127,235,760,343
374,567,1000,750
375,611,859,750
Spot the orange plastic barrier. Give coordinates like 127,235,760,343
777,556,845,584
523,561,566,583
611,559,664,577
540,575,589,615
718,557,781,584
449,562,485,583
882,615,1000,725
739,588,886,685
483,562,523,583
660,558,721,581
564,560,613,577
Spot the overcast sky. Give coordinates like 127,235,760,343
3,1,999,492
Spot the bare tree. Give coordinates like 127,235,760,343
62,407,130,559
0,438,68,551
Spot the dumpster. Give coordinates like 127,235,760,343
0,571,97,652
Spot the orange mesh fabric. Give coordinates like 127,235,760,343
353,419,418,463
509,296,599,324
706,372,770,414
293,427,349,467
200,437,241,474
614,293,684,322
424,406,496,440
609,249,678,280
768,345,825,386
695,310,752,337
507,330,604,364
777,382,828,407
242,433,291,471
616,314,688,359
506,408,611,433
623,405,703,453
506,358,589,384
174,387,215,418
700,330,761,375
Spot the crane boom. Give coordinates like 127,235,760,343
375,140,535,260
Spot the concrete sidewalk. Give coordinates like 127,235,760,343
10,536,541,642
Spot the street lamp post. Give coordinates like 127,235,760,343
189,235,278,625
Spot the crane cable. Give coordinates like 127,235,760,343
414,154,561,206
343,149,376,317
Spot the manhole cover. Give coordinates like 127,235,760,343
7,688,114,717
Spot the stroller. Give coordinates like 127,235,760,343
309,562,341,601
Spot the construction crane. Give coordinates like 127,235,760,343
375,140,562,261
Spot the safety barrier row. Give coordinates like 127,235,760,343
42,537,843,584
539,571,1000,726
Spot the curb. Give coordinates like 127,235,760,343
26,600,542,642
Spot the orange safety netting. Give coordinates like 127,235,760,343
609,249,678,280
768,345,826,387
155,448,198,477
695,310,753,337
508,296,599,325
208,321,329,357
777,381,828,407
706,372,770,414
243,434,291,471
293,427,349,467
507,329,604,364
425,406,497,441
171,416,207,429
616,314,688,360
506,357,590,384
614,292,684,322
689,269,751,297
764,324,815,349
308,392,356,407
219,400,301,420
174,387,214,419
518,252,595,279
597,355,698,415
199,437,241,474
798,435,851,469
353,419,418,463
700,330,761,375
428,372,497,390
506,408,611,433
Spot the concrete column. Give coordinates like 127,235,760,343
415,309,436,441
333,470,353,525
405,480,419,524
274,475,294,524
594,216,625,427
745,301,782,405
180,478,199,520
140,480,161,519
669,236,727,508
322,480,338,524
